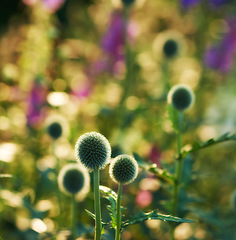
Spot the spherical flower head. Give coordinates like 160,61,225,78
75,132,111,171
47,121,62,140
122,0,135,7
168,84,194,111
58,164,90,200
163,39,178,58
109,154,138,185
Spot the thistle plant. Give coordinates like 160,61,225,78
75,132,111,240
167,84,195,238
109,154,139,240
58,163,90,240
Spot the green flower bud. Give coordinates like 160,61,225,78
163,39,178,58
122,0,135,7
75,132,111,171
109,154,138,185
58,164,90,200
168,84,194,111
47,122,63,140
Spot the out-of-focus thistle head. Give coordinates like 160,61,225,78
58,164,90,200
109,154,138,185
47,121,63,140
75,132,111,171
168,84,194,111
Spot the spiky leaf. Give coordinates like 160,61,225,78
121,210,195,229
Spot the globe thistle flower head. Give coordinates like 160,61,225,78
109,154,138,185
58,164,90,200
168,84,194,111
47,121,62,140
122,0,135,7
75,132,111,171
163,39,178,58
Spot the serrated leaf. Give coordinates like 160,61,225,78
85,209,108,226
121,210,195,229
99,186,118,229
181,132,236,158
133,152,174,183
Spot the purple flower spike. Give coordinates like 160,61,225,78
208,0,228,8
101,10,126,73
42,0,65,12
181,0,201,10
27,78,48,128
205,17,236,73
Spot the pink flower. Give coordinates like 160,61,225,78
149,145,162,167
136,190,152,208
42,0,66,13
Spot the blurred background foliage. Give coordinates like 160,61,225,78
1,0,236,239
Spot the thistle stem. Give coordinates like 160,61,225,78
94,169,102,240
72,194,77,240
115,184,123,240
171,111,183,240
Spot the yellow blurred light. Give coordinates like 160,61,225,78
126,96,140,110
197,125,216,142
0,83,10,101
31,218,47,233
2,63,19,80
175,223,193,239
0,143,19,162
53,78,67,92
47,92,69,106
0,190,22,207
0,116,10,130
179,69,200,88
139,178,160,191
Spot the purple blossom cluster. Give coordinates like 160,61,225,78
205,18,236,73
181,0,228,9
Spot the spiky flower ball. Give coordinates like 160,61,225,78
47,121,63,140
75,132,111,171
168,84,194,111
58,164,90,200
163,39,178,58
109,154,138,185
122,0,135,7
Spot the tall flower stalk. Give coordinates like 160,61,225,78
167,84,194,239
75,132,111,240
109,154,139,240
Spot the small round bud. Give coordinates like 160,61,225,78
168,84,194,111
47,122,63,140
58,164,90,200
75,132,111,171
122,0,135,7
163,39,178,58
109,154,138,185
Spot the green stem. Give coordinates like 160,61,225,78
115,184,123,240
52,141,62,227
72,194,77,240
171,111,183,240
94,169,102,240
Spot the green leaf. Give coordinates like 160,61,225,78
121,210,195,229
85,209,108,226
133,152,174,183
181,132,236,158
99,186,118,229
